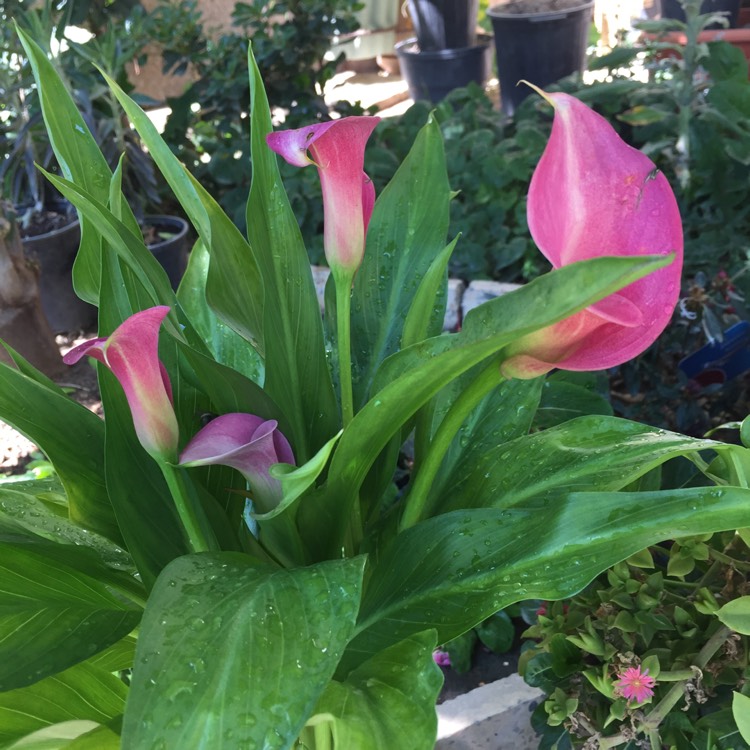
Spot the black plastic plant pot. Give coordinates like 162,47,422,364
407,0,480,49
660,0,740,27
145,215,190,291
395,37,493,103
488,0,594,117
21,209,97,334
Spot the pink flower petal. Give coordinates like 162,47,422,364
64,307,178,461
503,92,683,378
267,117,380,273
615,665,656,704
179,413,295,513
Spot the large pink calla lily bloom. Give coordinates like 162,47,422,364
179,413,295,514
63,306,179,461
501,92,683,379
266,116,379,274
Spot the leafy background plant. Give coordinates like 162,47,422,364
522,529,750,749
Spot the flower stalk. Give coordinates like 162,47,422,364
159,462,217,554
400,358,504,531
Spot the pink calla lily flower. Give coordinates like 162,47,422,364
266,116,380,274
501,92,683,379
179,413,295,514
63,306,179,461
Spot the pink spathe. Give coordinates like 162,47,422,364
62,306,179,462
179,413,295,514
502,92,683,379
266,116,380,274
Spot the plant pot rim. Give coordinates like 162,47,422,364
488,0,594,20
18,214,80,243
143,214,189,250
395,33,493,58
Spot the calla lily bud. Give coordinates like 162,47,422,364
63,306,179,461
179,413,295,514
266,116,380,275
502,92,683,379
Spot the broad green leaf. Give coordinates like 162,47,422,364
177,241,264,383
247,45,339,463
427,376,543,511
123,554,365,749
301,253,674,558
436,416,729,515
350,114,452,406
534,378,613,430
67,723,120,750
733,692,750,743
717,596,750,635
0,343,66,397
310,631,442,750
476,611,515,654
0,362,116,542
184,170,265,351
0,488,134,576
40,171,174,313
340,486,750,672
4,721,87,749
0,542,140,691
401,238,456,349
86,636,136,673
0,662,126,748
97,70,265,350
16,28,112,305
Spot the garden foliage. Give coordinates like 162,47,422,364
1,20,750,750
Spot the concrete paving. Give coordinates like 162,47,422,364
436,674,543,749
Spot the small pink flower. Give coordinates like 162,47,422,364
615,665,656,704
433,650,451,667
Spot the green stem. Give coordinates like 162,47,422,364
333,268,355,427
331,266,361,554
710,548,750,571
399,359,504,531
159,462,217,553
655,669,697,681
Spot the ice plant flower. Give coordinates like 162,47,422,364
63,306,178,462
501,91,683,379
179,413,295,514
615,665,656,704
433,650,451,667
266,116,379,274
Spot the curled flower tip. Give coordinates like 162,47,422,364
63,306,179,462
614,665,656,704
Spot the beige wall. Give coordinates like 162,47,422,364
128,0,238,103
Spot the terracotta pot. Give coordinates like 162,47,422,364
644,28,750,71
